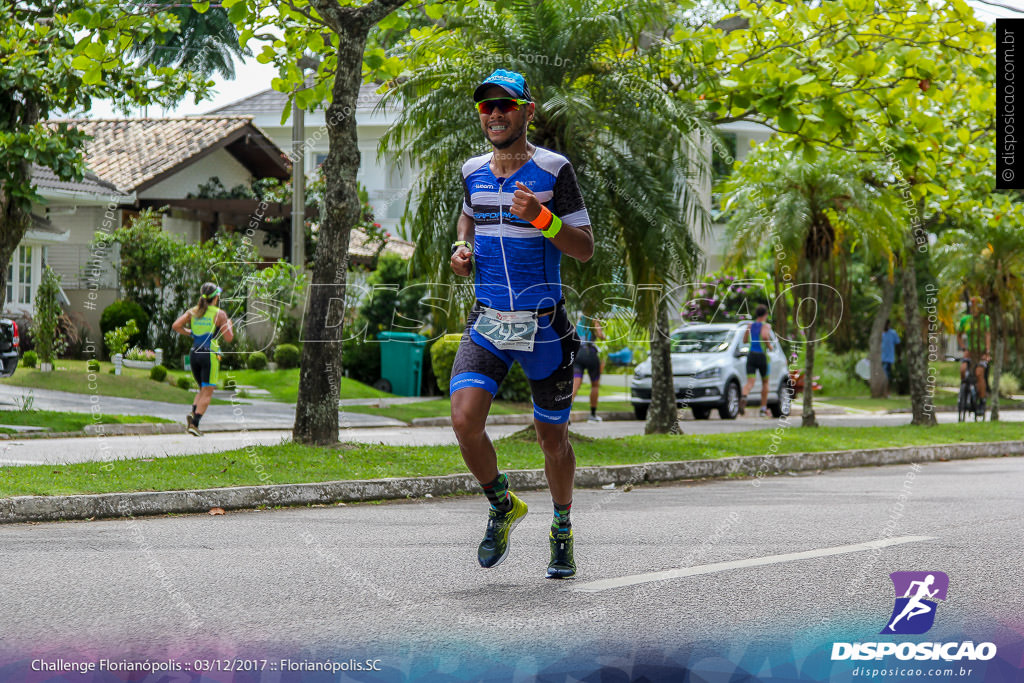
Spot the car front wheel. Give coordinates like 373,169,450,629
718,381,741,420
633,404,648,420
692,406,712,420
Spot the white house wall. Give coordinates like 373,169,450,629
138,148,254,200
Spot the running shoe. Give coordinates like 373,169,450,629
546,529,576,579
587,414,603,423
478,493,528,568
759,407,769,418
186,413,201,437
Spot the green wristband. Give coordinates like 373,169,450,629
541,214,563,239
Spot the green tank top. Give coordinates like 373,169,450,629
191,305,221,352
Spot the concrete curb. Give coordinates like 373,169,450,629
1,440,1021,524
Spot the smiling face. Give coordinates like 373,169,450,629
478,85,533,150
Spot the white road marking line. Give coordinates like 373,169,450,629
574,535,936,593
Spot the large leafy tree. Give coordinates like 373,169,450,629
380,0,713,434
221,0,466,444
724,141,900,426
699,0,993,425
935,199,1024,422
0,0,210,311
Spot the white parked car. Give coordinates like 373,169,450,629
630,322,793,420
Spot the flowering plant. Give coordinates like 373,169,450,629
124,346,156,362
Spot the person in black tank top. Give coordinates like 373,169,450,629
741,304,773,417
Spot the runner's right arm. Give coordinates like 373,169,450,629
451,211,475,277
172,312,191,336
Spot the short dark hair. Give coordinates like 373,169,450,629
755,304,768,318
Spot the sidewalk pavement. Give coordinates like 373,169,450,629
0,383,404,430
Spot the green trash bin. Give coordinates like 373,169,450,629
377,331,428,396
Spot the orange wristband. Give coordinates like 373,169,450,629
529,205,553,229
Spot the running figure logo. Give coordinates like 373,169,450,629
881,571,949,635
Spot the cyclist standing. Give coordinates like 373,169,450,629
172,282,234,436
957,296,991,415
450,69,594,578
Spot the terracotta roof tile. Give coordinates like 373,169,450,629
46,117,276,193
31,164,129,199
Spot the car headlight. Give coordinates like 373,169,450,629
694,367,721,380
634,368,650,379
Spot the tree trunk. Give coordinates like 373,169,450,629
293,22,367,445
900,228,936,426
801,265,818,427
646,295,680,434
990,304,1003,422
868,275,897,398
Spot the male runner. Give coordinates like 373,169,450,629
740,304,773,417
449,69,594,578
887,574,939,632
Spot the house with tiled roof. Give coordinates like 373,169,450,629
9,116,290,335
204,83,417,238
10,112,416,340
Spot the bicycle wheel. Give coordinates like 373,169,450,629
958,383,968,422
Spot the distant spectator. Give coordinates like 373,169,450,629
880,320,900,399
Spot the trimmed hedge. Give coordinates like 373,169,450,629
247,351,268,371
21,350,37,368
274,344,300,369
150,365,167,382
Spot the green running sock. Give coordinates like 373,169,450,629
552,501,572,533
482,473,512,512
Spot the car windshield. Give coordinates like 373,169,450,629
670,329,732,354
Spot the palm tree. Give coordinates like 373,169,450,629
379,0,713,434
128,2,250,81
935,207,1024,421
724,142,900,426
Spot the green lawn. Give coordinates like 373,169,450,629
1,360,228,405
3,421,1021,497
167,367,393,403
0,410,171,434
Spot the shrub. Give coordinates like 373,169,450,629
497,364,531,402
104,319,139,358
341,334,380,385
86,359,101,372
125,346,157,362
274,343,300,369
34,267,67,365
100,300,149,349
429,334,461,394
247,351,268,371
177,376,193,390
150,365,167,382
22,350,37,368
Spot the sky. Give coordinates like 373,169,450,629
85,0,1022,120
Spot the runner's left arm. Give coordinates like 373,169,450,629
510,162,593,262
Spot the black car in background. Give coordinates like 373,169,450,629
0,318,20,377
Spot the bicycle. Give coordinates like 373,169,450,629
956,357,986,422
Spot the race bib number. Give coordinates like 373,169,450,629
473,307,538,352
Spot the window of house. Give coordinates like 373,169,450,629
17,246,32,304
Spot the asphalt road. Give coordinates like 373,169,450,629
2,409,1022,467
1,457,1021,674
